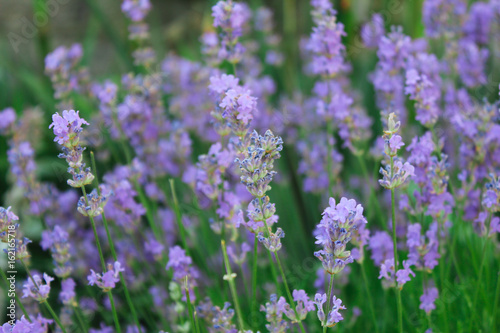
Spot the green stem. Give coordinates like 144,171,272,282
267,250,281,293
492,270,500,332
323,274,334,333
251,233,259,327
389,156,403,333
42,302,68,333
74,305,87,332
81,186,106,271
20,260,67,333
357,154,386,229
107,291,122,333
169,179,190,255
221,240,245,331
326,120,335,198
0,269,31,322
275,252,306,333
469,236,489,332
133,178,161,239
184,277,200,333
89,152,143,333
360,262,378,333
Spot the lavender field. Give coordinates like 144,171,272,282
1,0,500,332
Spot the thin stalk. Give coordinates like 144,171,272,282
469,236,489,332
169,179,190,255
360,262,378,332
74,305,87,332
42,301,68,333
133,178,161,239
221,240,245,331
389,156,403,333
275,252,306,333
81,186,106,271
326,120,335,198
107,291,122,333
356,154,386,229
438,247,450,333
267,250,281,293
184,277,200,333
239,262,250,300
90,152,143,333
20,260,67,333
323,274,334,333
492,270,500,332
0,269,31,321
251,233,259,326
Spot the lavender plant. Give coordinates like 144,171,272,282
1,0,500,332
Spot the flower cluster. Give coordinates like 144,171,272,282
306,0,347,77
420,285,439,314
87,262,125,292
260,294,288,332
406,222,440,271
379,113,414,189
209,74,257,148
41,226,73,278
236,130,284,251
314,197,366,275
283,290,315,323
198,300,237,332
22,273,54,303
44,44,89,109
60,278,77,306
211,0,251,64
166,246,198,301
361,14,385,48
50,110,94,188
121,0,155,66
0,107,16,134
378,258,415,290
77,188,112,217
121,0,151,22
313,293,346,327
370,28,411,120
0,206,19,243
404,62,441,127
103,168,146,232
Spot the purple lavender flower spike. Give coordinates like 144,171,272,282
420,285,439,313
1,316,35,332
313,293,346,327
60,278,77,306
0,107,16,134
422,0,467,38
166,246,198,301
236,130,284,251
282,290,315,323
463,2,494,44
456,40,488,88
22,273,54,302
77,188,112,217
379,113,415,189
260,294,288,332
41,226,73,278
87,261,124,292
50,110,95,188
361,14,385,48
121,0,151,22
315,197,367,275
0,207,19,243
212,0,251,64
379,258,415,289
